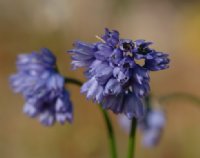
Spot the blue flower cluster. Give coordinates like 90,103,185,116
68,28,169,120
10,48,73,126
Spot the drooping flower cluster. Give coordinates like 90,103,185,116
68,28,169,120
118,107,165,147
10,48,73,126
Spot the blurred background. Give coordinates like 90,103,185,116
0,0,200,158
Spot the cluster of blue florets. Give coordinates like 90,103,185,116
10,48,73,126
69,28,169,120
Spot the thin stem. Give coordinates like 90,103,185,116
65,77,82,86
99,106,118,158
127,96,150,158
159,92,200,106
145,95,151,109
65,77,117,158
127,118,137,158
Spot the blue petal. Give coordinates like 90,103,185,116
124,94,145,119
104,78,122,95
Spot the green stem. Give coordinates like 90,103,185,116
126,96,150,158
65,77,117,158
159,92,200,106
99,106,118,158
127,118,137,158
65,77,82,86
145,95,151,109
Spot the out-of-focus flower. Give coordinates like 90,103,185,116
139,108,165,147
10,48,73,126
118,108,165,148
68,28,169,120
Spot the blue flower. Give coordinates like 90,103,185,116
68,28,169,119
10,48,73,126
139,108,165,147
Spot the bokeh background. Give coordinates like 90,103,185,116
1,0,200,158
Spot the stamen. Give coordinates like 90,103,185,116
127,52,133,57
125,90,129,94
95,35,106,43
129,86,133,92
123,51,133,57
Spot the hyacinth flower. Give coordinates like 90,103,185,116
10,48,73,126
68,28,170,120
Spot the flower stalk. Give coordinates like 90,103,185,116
99,106,118,158
159,92,200,105
127,118,137,158
65,77,82,87
65,77,118,158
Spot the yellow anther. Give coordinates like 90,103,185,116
95,35,106,43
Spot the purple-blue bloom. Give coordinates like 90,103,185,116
68,28,169,120
10,48,73,126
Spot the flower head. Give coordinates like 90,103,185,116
10,48,73,126
68,28,169,119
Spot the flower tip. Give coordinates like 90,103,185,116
39,112,55,126
66,113,73,124
40,47,50,52
56,113,73,124
126,112,134,120
23,102,37,117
